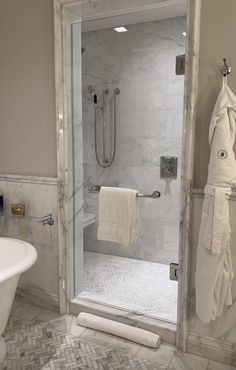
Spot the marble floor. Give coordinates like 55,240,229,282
79,252,178,322
1,300,234,370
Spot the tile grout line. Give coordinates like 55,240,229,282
167,350,176,367
31,308,46,321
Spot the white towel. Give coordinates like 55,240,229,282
199,185,231,255
97,186,139,247
77,313,161,348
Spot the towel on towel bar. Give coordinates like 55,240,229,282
97,186,139,247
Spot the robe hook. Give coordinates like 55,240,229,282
221,57,231,77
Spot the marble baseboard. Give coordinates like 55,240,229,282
187,332,236,367
69,298,176,346
16,286,59,313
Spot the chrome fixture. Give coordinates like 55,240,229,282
160,156,178,178
103,88,110,95
37,214,54,226
114,88,120,95
88,185,161,199
221,57,231,77
87,85,95,94
94,87,120,168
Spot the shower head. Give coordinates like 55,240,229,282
81,47,86,54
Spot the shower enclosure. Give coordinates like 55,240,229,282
71,12,186,325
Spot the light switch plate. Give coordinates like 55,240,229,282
160,156,178,179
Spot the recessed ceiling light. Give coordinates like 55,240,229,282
182,31,186,36
114,27,128,33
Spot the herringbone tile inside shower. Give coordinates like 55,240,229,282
80,252,178,322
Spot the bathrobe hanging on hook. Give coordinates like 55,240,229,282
196,83,236,323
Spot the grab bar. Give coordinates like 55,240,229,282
88,185,161,199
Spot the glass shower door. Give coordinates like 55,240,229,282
72,22,84,296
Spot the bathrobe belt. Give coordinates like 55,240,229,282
200,184,232,255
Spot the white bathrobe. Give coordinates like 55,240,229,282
196,84,236,323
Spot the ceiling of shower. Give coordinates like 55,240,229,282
81,0,187,32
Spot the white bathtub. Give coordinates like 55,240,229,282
0,238,37,363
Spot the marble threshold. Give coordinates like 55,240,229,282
70,297,176,346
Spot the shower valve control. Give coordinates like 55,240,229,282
160,156,178,179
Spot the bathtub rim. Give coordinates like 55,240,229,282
0,237,38,284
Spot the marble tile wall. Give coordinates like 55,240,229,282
80,0,180,19
82,17,185,264
189,191,236,345
0,175,59,310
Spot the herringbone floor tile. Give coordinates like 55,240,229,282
80,252,177,322
1,317,167,370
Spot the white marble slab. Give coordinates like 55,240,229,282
82,17,185,264
70,297,177,345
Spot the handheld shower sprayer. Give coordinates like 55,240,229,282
86,85,120,168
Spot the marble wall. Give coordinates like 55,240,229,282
82,17,185,264
0,175,59,310
80,0,184,20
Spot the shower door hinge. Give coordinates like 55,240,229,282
176,54,185,75
170,263,179,281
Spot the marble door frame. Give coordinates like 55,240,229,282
54,0,201,351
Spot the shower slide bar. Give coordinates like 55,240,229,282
88,185,161,199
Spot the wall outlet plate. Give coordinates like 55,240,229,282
170,263,179,281
160,156,178,178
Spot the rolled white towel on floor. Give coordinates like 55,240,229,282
77,312,161,348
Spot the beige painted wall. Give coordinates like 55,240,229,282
189,0,236,351
0,0,57,177
193,0,236,188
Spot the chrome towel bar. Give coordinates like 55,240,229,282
88,185,161,199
